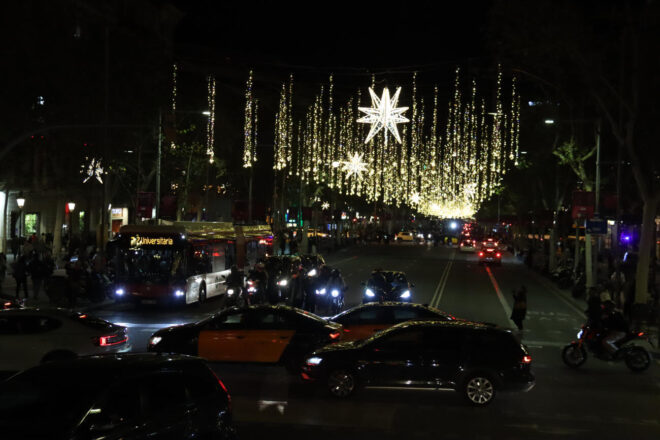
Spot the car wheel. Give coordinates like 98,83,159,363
41,350,77,364
463,374,496,406
327,368,357,398
198,284,207,304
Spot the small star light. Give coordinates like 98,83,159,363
81,157,104,184
321,201,330,210
410,192,421,205
342,152,368,178
357,87,409,144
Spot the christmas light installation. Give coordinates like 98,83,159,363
321,201,330,210
243,70,258,168
357,87,409,144
206,75,216,163
81,157,104,184
342,152,368,178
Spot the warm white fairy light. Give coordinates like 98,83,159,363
206,75,216,162
81,157,104,184
357,87,409,144
321,201,330,210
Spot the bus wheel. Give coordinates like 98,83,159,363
198,285,207,304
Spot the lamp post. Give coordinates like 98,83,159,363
16,196,25,256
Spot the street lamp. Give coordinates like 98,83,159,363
16,197,25,209
544,119,555,125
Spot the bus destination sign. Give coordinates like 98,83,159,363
130,235,174,247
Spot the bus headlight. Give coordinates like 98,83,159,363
174,289,185,297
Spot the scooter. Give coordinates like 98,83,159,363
562,324,652,372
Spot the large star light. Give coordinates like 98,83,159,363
81,157,104,184
357,87,409,144
342,152,368,178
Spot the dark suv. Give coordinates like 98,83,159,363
301,320,534,405
0,353,235,439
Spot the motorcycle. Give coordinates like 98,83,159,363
245,277,266,305
562,324,652,372
225,284,249,308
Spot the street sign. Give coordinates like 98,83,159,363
586,219,607,235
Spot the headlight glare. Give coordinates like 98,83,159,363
306,356,323,365
331,289,340,297
149,336,162,346
365,288,375,297
400,290,411,299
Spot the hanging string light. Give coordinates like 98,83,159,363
206,75,216,163
170,63,177,150
242,70,258,168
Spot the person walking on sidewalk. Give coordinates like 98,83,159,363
511,285,528,331
0,252,7,295
28,252,46,299
12,255,29,299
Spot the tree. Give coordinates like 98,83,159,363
491,0,660,307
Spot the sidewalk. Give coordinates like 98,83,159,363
527,268,660,359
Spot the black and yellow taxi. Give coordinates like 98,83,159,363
148,305,342,371
330,302,456,342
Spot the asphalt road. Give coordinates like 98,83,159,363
91,243,660,440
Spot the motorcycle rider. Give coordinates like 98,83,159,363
600,300,629,356
248,262,268,304
225,264,246,306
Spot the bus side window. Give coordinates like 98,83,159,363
211,243,226,273
193,245,212,275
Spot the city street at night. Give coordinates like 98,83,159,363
89,243,660,440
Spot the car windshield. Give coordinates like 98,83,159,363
0,366,115,435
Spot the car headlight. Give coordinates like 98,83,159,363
307,269,317,277
174,289,185,297
331,289,340,297
306,356,323,366
316,288,326,295
365,288,375,297
428,234,432,238
115,288,125,296
577,330,583,339
149,336,162,346
227,288,234,296
400,290,411,299
277,279,288,287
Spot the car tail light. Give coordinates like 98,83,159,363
96,333,128,347
496,253,501,258
479,252,484,257
638,332,645,337
329,331,341,340
522,355,532,364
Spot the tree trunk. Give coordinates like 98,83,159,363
2,186,9,253
635,194,659,304
52,198,64,259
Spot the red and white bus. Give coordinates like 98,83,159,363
108,222,272,305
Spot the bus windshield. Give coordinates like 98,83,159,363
116,247,184,284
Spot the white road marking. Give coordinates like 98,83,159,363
430,251,455,307
532,272,586,319
485,266,516,327
328,255,359,266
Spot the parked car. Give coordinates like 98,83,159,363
0,353,235,439
0,308,130,373
330,302,456,341
148,304,342,373
301,320,534,405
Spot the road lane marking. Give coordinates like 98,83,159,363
485,266,516,327
327,255,358,266
533,273,586,319
430,252,455,307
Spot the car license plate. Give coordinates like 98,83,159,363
141,299,157,304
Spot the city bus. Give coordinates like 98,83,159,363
108,221,272,305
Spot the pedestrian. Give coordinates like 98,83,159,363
510,285,527,331
28,252,48,299
10,236,19,260
12,255,29,299
0,252,7,294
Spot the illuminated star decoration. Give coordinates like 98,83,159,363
81,157,104,184
410,192,421,205
357,87,409,144
342,152,368,178
321,201,330,210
